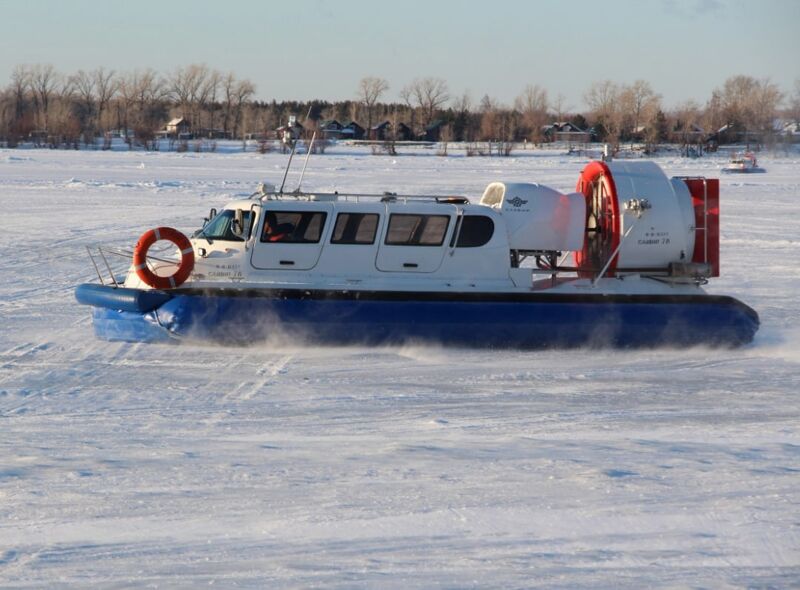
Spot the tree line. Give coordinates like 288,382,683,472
0,64,256,148
0,63,797,151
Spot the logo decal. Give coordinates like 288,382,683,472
508,197,528,208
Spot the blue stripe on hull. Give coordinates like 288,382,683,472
87,292,759,348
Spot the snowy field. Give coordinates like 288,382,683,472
1,145,799,588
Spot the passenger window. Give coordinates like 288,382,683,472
331,213,379,244
261,211,327,243
451,215,495,247
385,214,450,246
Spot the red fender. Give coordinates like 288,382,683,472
575,161,620,278
682,178,720,277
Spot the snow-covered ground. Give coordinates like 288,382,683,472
1,146,799,588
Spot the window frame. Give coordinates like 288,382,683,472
384,213,451,247
259,210,328,244
330,212,380,245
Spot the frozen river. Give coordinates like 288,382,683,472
1,146,798,587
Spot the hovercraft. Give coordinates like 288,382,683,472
722,152,765,173
76,159,759,348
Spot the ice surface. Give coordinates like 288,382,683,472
1,146,798,587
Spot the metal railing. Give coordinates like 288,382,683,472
85,243,178,287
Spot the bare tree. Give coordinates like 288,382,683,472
71,70,96,142
751,78,783,139
222,72,237,137
0,88,11,143
790,79,800,124
30,64,59,131
196,68,221,134
170,64,208,124
399,85,417,137
716,75,783,146
437,123,452,156
551,93,571,124
406,77,449,127
452,92,471,116
236,80,255,132
116,72,136,142
135,70,166,144
584,80,622,147
9,65,31,125
719,75,757,129
94,67,117,134
72,70,95,110
357,76,389,136
118,69,166,148
478,95,516,155
478,94,499,143
452,91,474,142
122,70,163,115
702,89,725,144
50,92,81,148
671,99,703,154
619,80,661,143
515,84,548,143
229,77,255,139
776,79,800,151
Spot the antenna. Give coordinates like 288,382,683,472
278,131,298,194
295,131,316,192
277,107,316,195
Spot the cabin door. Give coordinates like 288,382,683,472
250,204,333,270
375,203,456,273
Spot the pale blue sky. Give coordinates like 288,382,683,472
1,0,797,109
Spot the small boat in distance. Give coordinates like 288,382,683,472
75,155,759,349
722,152,765,173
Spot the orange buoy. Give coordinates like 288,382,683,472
132,227,194,289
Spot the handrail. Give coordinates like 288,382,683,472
85,246,105,285
86,245,122,286
260,191,470,203
84,244,180,287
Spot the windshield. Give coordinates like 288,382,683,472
197,209,253,242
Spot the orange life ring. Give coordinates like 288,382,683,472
133,227,195,289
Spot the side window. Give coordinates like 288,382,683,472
331,213,379,244
261,211,327,243
451,215,495,248
385,214,450,246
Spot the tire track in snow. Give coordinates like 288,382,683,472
238,354,293,401
0,316,108,416
215,353,294,404
193,352,295,431
0,342,51,369
0,350,109,417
